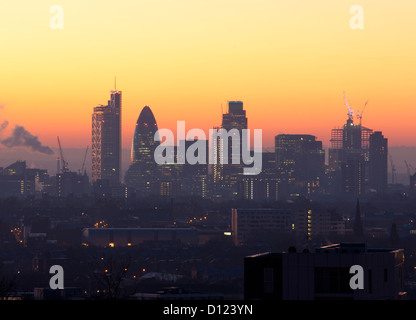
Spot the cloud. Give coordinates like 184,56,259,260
1,125,54,155
0,120,8,132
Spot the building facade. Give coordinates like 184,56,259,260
231,208,292,246
328,115,374,196
124,105,160,195
369,131,388,193
220,101,248,198
244,243,405,300
275,134,325,195
91,89,122,186
296,209,346,241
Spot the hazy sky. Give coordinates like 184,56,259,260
1,0,416,150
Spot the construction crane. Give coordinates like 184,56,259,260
405,160,416,176
405,160,411,177
356,100,368,126
80,146,89,174
343,91,354,121
57,136,69,173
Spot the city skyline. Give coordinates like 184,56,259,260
2,84,410,151
1,1,416,150
2,1,416,303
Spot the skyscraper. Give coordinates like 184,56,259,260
125,106,160,195
328,97,375,196
220,101,248,197
369,131,388,193
222,101,248,164
91,89,122,186
275,134,325,194
130,106,159,165
341,159,364,196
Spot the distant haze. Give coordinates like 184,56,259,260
0,146,415,185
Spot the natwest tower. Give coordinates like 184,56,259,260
220,101,248,198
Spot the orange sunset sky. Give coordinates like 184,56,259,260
1,0,416,150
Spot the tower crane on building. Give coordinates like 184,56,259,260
405,160,411,178
57,136,69,173
405,160,415,177
343,91,354,121
356,100,368,126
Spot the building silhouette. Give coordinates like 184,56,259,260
328,98,381,196
410,172,416,197
125,106,160,195
239,151,282,201
91,89,122,186
369,131,388,193
275,134,325,195
0,161,37,197
56,171,89,198
296,208,346,242
244,243,406,300
220,101,248,198
341,159,364,196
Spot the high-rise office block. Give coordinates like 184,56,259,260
239,152,281,201
220,101,248,197
0,161,36,197
211,126,224,184
130,105,159,165
275,134,325,194
221,101,248,164
222,101,247,131
92,89,122,186
341,159,364,196
328,98,377,195
369,131,388,193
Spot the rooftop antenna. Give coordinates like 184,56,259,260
114,76,117,91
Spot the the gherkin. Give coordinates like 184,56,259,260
125,106,160,194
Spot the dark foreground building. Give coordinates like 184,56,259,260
244,243,405,300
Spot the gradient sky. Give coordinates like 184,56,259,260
1,0,416,151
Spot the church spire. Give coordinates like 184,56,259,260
353,198,364,237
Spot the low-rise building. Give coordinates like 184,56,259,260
231,208,292,246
